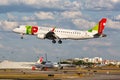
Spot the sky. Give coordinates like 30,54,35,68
0,0,120,62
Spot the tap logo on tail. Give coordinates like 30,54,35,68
98,18,107,35
37,57,43,64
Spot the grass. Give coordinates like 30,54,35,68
0,71,83,79
0,67,120,79
0,74,48,79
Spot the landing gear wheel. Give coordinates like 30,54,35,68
21,36,23,39
20,33,24,39
58,40,62,44
52,40,56,44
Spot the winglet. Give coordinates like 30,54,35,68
51,27,56,32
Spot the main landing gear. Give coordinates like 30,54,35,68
52,40,56,44
52,39,62,44
58,40,62,44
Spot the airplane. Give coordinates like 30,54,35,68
32,57,44,70
0,57,43,69
0,56,59,70
32,58,60,70
13,18,107,44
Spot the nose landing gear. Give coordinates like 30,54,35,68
20,33,24,39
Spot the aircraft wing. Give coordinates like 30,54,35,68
55,33,68,39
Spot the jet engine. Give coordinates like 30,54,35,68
37,34,46,39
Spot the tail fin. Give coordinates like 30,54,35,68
98,18,107,35
37,57,43,64
88,18,107,35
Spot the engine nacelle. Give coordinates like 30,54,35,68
37,34,46,39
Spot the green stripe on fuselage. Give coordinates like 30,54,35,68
26,25,32,34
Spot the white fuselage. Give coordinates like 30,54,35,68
37,27,97,40
13,25,98,40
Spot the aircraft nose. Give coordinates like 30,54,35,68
13,28,18,33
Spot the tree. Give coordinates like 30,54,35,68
73,60,84,65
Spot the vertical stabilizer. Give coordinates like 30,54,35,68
88,18,107,38
37,57,43,64
88,18,107,34
98,18,107,35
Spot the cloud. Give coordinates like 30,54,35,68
21,16,35,21
20,11,55,21
21,0,61,9
111,0,119,3
0,20,37,30
114,14,120,21
22,0,81,10
8,11,82,21
71,18,120,30
88,41,112,46
0,44,4,48
0,0,11,5
7,13,17,20
0,0,120,13
34,12,54,20
84,0,120,11
106,18,120,29
0,0,120,61
61,11,82,19
0,0,81,13
21,11,55,21
0,21,18,30
72,19,96,29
